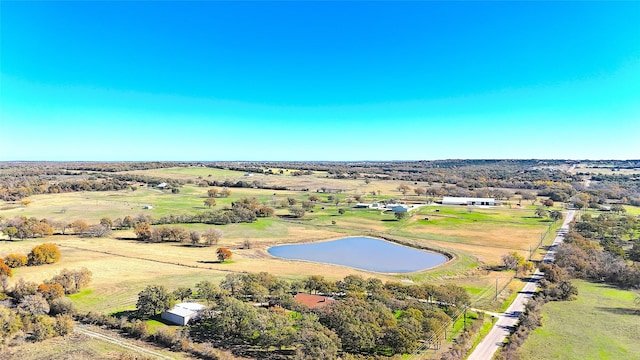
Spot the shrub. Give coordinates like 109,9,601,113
0,263,12,278
4,254,27,268
30,315,56,341
27,243,61,266
49,297,76,316
127,320,150,339
37,283,65,301
53,314,74,336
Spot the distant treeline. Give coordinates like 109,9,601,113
2,160,640,203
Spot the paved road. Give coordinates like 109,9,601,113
467,209,576,360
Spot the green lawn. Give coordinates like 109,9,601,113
517,280,640,360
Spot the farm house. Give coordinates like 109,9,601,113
441,197,498,206
161,302,206,326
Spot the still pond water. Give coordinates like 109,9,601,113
268,236,447,273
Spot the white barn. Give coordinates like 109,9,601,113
441,197,497,206
161,302,206,326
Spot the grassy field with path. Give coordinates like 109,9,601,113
517,280,640,360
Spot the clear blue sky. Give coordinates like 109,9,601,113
1,1,639,161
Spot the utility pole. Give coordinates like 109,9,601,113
463,306,467,331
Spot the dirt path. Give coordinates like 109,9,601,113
75,325,176,359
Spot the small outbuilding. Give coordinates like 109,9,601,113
391,205,410,213
142,205,153,210
441,197,497,206
161,302,206,326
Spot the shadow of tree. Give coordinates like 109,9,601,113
197,260,222,264
595,307,640,316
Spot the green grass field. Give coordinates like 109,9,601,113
517,280,640,360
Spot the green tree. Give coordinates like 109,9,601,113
535,208,548,218
0,306,24,339
294,327,340,360
628,241,640,262
211,297,259,340
317,297,387,353
220,273,243,296
2,226,18,240
550,210,563,222
31,315,56,341
394,211,407,220
173,287,193,302
196,280,220,304
258,309,297,349
136,285,175,318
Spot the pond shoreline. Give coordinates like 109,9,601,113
267,236,449,274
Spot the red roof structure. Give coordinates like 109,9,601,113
294,293,336,309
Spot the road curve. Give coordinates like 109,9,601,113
466,209,576,360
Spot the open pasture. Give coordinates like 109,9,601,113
517,280,640,360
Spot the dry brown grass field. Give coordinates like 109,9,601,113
0,329,202,360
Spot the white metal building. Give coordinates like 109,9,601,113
161,302,206,326
441,197,497,206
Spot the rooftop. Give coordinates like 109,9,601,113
294,293,336,309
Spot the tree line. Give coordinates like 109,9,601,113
554,214,640,288
0,243,61,278
126,272,470,359
0,267,91,345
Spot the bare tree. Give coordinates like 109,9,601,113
203,228,223,247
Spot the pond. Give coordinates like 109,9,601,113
268,236,447,273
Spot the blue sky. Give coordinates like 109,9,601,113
1,1,639,161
